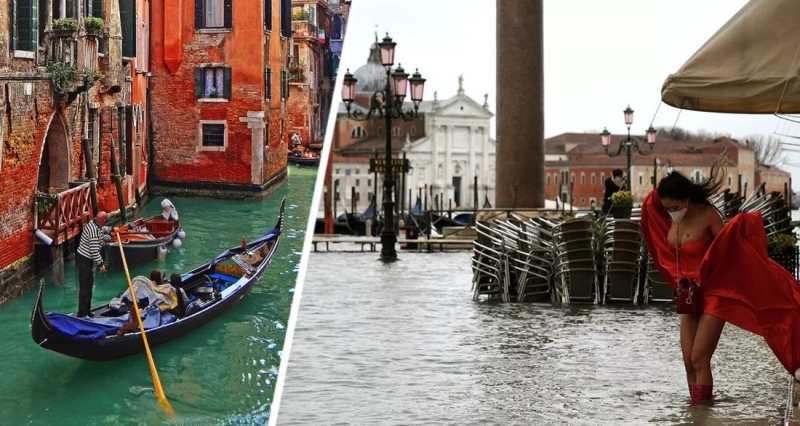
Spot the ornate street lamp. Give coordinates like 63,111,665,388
341,34,426,261
600,105,657,187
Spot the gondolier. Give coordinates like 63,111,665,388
76,211,110,317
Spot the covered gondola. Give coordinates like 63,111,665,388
30,199,286,362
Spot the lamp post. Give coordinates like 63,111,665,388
341,34,426,261
600,105,658,189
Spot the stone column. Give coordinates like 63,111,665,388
496,0,545,208
240,111,266,185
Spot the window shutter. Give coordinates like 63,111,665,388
280,0,291,37
92,0,104,17
264,67,272,99
120,0,135,57
224,0,232,28
194,68,204,98
264,0,272,31
195,0,204,29
223,67,232,99
10,1,16,51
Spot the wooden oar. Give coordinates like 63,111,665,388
116,233,175,417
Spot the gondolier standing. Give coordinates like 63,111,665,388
76,211,109,317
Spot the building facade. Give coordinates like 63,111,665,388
0,0,144,299
149,0,292,197
543,132,789,210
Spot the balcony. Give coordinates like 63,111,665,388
35,182,92,246
292,21,318,39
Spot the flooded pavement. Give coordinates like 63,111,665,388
278,251,787,426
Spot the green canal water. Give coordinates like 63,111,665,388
0,166,317,426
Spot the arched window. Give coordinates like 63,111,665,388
694,169,702,183
591,173,596,186
554,174,558,185
351,126,367,138
580,172,586,185
600,173,606,183
728,176,732,186
570,173,576,184
392,127,403,136
547,174,551,185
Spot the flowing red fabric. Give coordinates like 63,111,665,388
640,190,800,375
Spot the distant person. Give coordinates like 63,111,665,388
160,199,179,221
601,169,627,215
76,211,109,317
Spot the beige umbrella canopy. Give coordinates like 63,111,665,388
661,0,800,114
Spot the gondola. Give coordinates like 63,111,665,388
102,215,181,269
287,155,320,167
30,198,285,362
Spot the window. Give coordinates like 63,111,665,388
280,0,291,37
367,179,372,187
570,173,575,184
410,126,416,136
199,121,227,149
392,127,403,136
638,173,643,186
547,174,551,185
580,172,585,185
590,198,597,210
280,69,289,99
554,174,558,185
195,0,232,29
12,0,38,53
351,126,367,138
194,66,231,99
694,170,702,182
728,176,732,186
581,197,585,204
120,0,135,57
591,173,596,185
600,173,606,183
355,179,360,186
264,0,272,30
264,67,272,99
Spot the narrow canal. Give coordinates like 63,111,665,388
0,166,316,425
278,251,788,425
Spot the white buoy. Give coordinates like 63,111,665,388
157,244,168,261
177,228,186,239
34,229,53,246
172,238,182,249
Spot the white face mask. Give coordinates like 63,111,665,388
669,207,687,223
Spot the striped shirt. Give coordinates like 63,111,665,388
77,220,105,266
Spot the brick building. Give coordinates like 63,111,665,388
544,132,790,209
0,0,145,300
286,0,334,148
149,0,293,198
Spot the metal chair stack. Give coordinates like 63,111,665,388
497,215,555,302
738,183,792,237
552,218,600,305
471,221,506,301
599,218,644,304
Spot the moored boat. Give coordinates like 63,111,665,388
102,215,181,269
31,198,285,362
288,154,320,167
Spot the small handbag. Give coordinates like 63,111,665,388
674,223,703,315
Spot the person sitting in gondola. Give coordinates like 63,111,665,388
160,199,179,221
113,269,183,335
241,242,271,266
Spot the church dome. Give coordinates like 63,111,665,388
352,36,388,93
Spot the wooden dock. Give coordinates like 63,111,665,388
311,235,473,253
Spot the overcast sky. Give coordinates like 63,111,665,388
341,0,800,183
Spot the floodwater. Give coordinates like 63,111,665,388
0,165,316,426
277,251,788,426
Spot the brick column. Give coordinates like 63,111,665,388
496,0,545,208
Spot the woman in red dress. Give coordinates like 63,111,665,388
641,154,800,403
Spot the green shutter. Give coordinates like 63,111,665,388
10,1,16,51
16,0,37,52
194,68,204,98
120,0,135,57
223,67,232,99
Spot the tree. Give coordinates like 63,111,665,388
743,134,785,166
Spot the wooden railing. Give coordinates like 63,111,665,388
35,182,92,246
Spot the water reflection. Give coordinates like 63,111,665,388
278,251,787,425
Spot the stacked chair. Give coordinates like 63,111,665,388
471,221,506,301
552,219,600,305
599,219,644,304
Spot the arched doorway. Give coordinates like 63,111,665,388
37,111,71,193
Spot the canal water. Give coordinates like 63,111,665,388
0,166,317,426
277,251,789,426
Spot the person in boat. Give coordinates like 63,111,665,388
76,211,110,318
641,153,800,403
241,242,271,266
160,199,179,221
115,269,184,335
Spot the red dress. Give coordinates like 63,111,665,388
640,190,800,375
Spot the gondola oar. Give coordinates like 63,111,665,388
116,233,175,417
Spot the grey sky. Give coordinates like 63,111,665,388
341,0,800,183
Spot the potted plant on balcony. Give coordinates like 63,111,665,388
46,61,79,96
52,18,79,37
84,17,104,38
289,62,306,82
292,10,310,21
610,190,633,219
35,192,58,213
768,233,799,278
